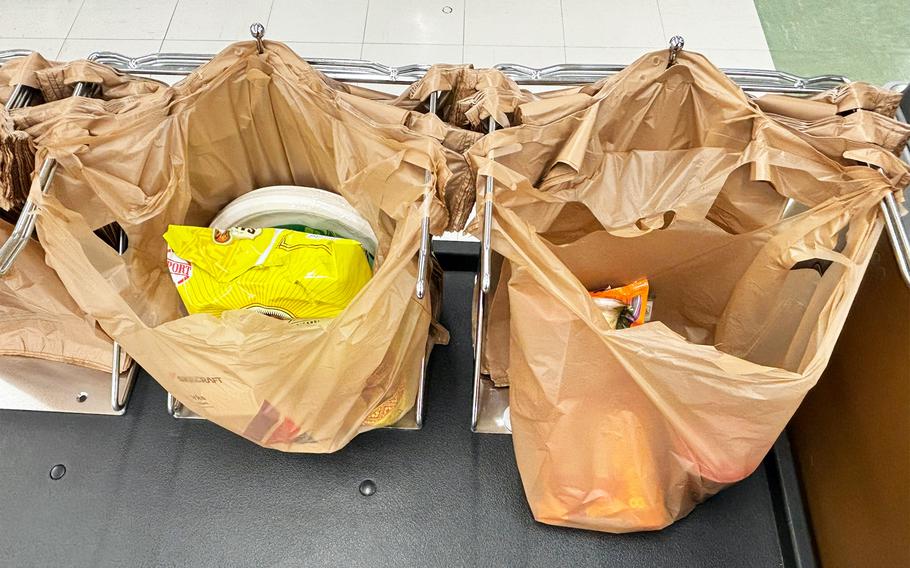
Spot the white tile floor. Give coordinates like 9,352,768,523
0,0,774,69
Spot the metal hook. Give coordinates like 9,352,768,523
667,35,685,68
250,22,265,54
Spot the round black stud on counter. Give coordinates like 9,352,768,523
358,479,376,497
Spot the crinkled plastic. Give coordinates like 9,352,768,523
30,41,455,452
467,50,910,532
0,220,127,371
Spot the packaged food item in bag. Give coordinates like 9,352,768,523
164,225,372,324
590,278,650,328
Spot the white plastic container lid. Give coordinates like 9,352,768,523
210,185,378,257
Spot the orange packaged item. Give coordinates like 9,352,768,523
590,278,649,327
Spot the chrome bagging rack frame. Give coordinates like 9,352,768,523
0,30,906,429
0,51,138,416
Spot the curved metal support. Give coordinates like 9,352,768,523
0,81,95,275
3,82,36,111
109,228,135,412
472,116,498,431
0,49,37,64
416,91,440,300
71,48,853,94
4,84,24,110
0,45,851,94
881,193,910,288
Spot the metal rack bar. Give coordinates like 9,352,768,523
882,95,910,289
110,228,130,412
471,116,497,432
0,80,94,275
881,194,910,287
416,90,439,300
43,51,849,94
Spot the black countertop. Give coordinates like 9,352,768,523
0,268,809,567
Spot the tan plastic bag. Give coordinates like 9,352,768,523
0,220,126,371
30,41,458,452
477,57,910,388
1,53,167,212
467,50,908,532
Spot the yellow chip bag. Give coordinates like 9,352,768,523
164,225,372,323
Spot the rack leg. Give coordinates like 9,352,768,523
472,116,498,431
110,228,133,412
416,90,440,300
881,193,910,288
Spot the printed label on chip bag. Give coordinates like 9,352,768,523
167,249,193,285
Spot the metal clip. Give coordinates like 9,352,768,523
250,22,265,54
667,35,685,68
416,90,440,300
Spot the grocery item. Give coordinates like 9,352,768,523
164,225,372,324
209,186,379,259
591,297,627,329
590,278,650,328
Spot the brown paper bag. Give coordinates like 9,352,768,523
467,49,908,532
30,41,457,452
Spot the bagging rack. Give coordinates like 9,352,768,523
0,26,449,428
0,51,138,416
0,32,906,430
95,37,908,434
